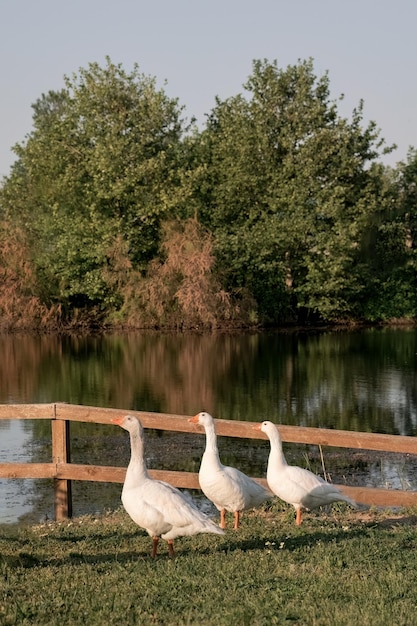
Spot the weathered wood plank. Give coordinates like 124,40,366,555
208,419,417,454
0,463,56,479
276,424,417,454
1,460,416,508
54,404,417,454
0,403,55,420
44,462,417,508
54,464,271,491
54,465,417,507
1,403,417,455
55,463,126,483
338,484,417,507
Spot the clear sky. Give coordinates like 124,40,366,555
1,0,416,178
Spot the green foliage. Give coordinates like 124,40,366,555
361,150,417,321
1,58,189,318
0,57,415,328
198,59,393,323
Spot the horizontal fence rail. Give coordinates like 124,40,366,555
1,403,417,521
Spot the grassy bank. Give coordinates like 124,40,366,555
1,502,417,625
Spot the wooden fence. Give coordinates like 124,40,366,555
1,403,417,521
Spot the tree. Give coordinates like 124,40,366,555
198,59,393,323
362,150,417,320
0,58,189,316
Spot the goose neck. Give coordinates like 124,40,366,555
129,430,149,478
203,422,219,455
268,430,288,467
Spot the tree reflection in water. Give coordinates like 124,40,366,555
0,328,416,523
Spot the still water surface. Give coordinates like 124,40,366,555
1,328,416,524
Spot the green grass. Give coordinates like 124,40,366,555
1,502,417,625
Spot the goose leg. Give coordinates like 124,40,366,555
167,540,175,558
151,536,159,558
233,510,240,530
295,509,302,526
220,509,226,529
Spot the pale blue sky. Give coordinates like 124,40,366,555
1,0,416,177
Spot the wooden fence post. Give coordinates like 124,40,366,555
51,405,72,521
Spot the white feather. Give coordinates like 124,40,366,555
113,415,224,556
257,420,358,525
190,412,272,528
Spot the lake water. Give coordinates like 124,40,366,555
1,327,416,524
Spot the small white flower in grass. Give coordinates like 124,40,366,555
279,542,285,549
264,540,277,554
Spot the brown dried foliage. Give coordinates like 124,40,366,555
120,218,254,329
0,222,61,331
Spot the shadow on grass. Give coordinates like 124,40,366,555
50,528,140,543
0,544,155,569
3,513,413,569
366,514,417,527
216,525,375,555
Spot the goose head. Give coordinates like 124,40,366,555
189,411,214,427
253,420,281,440
112,414,142,433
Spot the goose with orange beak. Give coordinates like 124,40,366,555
112,414,224,557
254,420,358,525
189,411,271,529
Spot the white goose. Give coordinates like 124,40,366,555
189,411,272,529
254,420,358,525
112,415,224,557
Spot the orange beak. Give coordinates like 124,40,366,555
188,414,199,424
111,416,124,425
252,423,262,431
